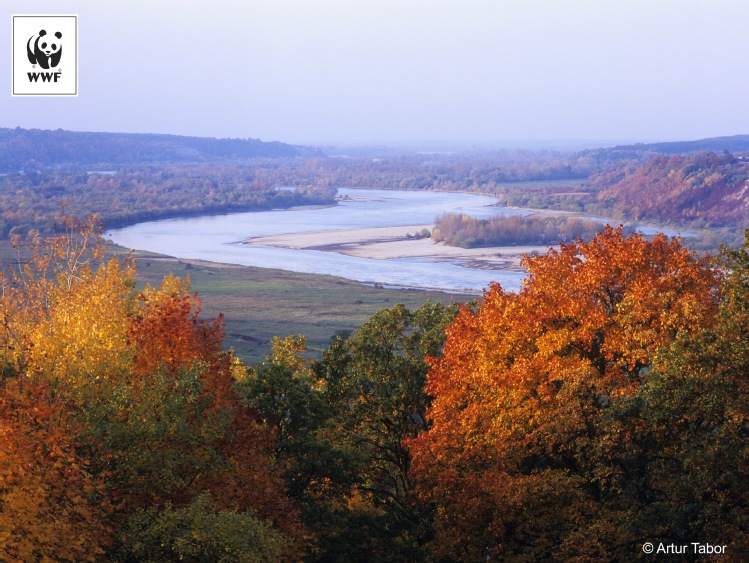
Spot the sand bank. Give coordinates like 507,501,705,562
242,225,551,271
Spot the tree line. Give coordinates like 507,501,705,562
1,220,747,560
0,165,336,238
432,212,622,248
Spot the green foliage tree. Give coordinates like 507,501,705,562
239,302,460,561
313,301,460,561
117,493,288,563
83,365,230,511
240,335,358,506
324,303,459,515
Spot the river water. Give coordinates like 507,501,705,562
105,188,532,293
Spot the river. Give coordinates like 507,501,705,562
106,188,541,293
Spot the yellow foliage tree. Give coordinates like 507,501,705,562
1,217,134,394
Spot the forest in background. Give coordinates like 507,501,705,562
1,221,747,561
0,128,315,170
0,128,747,252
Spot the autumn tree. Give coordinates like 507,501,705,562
129,275,224,378
0,218,128,561
593,232,749,558
408,227,722,560
0,379,111,562
93,275,307,558
0,216,134,396
0,219,306,561
432,212,616,248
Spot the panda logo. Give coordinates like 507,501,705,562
27,30,63,69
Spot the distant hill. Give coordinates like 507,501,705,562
587,151,749,227
0,128,319,170
578,134,749,162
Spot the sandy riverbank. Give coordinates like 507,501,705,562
242,225,551,271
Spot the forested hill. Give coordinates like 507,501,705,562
587,151,749,226
0,128,316,170
578,134,749,162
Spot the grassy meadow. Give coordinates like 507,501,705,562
116,247,471,363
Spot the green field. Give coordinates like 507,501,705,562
116,247,472,364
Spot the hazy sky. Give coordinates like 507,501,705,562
3,0,748,145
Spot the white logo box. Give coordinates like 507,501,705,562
12,14,78,96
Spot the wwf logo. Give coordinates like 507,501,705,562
27,29,63,69
12,14,77,96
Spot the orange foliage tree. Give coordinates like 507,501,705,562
0,379,112,562
408,227,722,560
129,275,223,377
